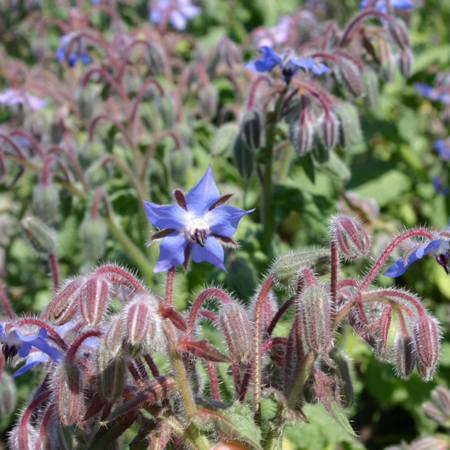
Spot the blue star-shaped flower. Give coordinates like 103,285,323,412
385,223,450,277
434,139,450,161
0,323,64,376
414,82,450,104
244,46,329,84
144,165,254,273
149,0,200,30
360,0,414,13
56,34,91,68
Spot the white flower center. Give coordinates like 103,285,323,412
427,240,450,258
186,218,210,247
0,330,23,347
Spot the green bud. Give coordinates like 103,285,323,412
233,136,254,181
211,123,240,156
33,183,59,225
167,148,192,186
21,216,57,256
362,68,379,109
96,341,126,401
334,103,362,149
158,95,177,130
80,140,106,167
75,85,94,120
80,216,108,262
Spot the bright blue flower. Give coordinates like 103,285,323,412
414,82,450,104
56,34,91,68
360,0,414,13
434,139,450,160
432,177,449,196
0,323,64,376
144,165,254,273
385,224,450,277
244,46,329,84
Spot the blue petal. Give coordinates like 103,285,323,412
260,46,283,65
245,46,282,73
421,239,442,256
30,337,64,362
384,247,425,277
184,165,220,217
18,343,32,357
68,53,78,67
0,322,4,334
81,53,91,64
154,232,188,273
290,57,330,75
206,206,254,237
190,236,226,272
14,329,42,342
56,47,66,61
144,200,188,230
392,0,414,8
13,352,48,377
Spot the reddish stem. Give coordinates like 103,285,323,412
165,267,175,306
41,155,72,186
246,76,272,110
8,130,43,157
129,78,166,126
232,363,241,398
143,353,160,378
261,337,287,354
0,283,14,319
66,329,102,361
206,361,221,401
266,296,294,337
48,253,60,291
330,241,339,313
95,264,146,293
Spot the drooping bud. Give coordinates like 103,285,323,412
198,84,219,118
297,285,333,357
167,147,192,186
362,68,379,108
320,112,339,150
145,42,168,75
409,436,450,450
233,137,255,181
289,96,315,155
0,372,16,416
80,276,109,325
330,215,370,259
75,85,94,120
157,95,177,130
96,341,126,401
388,18,411,51
272,248,330,291
396,334,416,379
104,314,125,357
414,314,441,381
379,40,396,82
20,216,57,256
423,387,450,425
43,277,83,325
334,103,363,148
80,216,108,262
211,123,240,156
328,348,354,408
174,121,192,146
33,183,59,225
336,60,365,98
53,361,84,426
241,110,262,150
80,140,106,167
398,49,414,78
218,303,253,363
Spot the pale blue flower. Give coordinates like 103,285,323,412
149,0,200,30
0,89,46,110
57,33,91,68
434,139,450,160
415,82,450,104
360,0,414,13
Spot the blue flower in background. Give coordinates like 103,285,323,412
150,0,200,30
414,82,450,103
434,139,450,160
245,46,329,84
144,165,254,273
0,89,46,110
57,34,91,68
385,223,450,277
360,0,414,13
432,177,449,196
0,323,64,376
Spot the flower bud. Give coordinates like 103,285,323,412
20,216,57,256
272,248,330,291
218,303,253,363
198,84,219,118
54,423,74,450
422,400,449,424
241,110,261,150
167,147,192,186
80,140,106,167
145,43,167,75
211,123,240,156
336,60,365,98
388,18,411,51
334,103,363,148
8,423,37,450
398,49,414,78
80,216,108,262
75,85,94,120
208,36,242,74
329,348,354,408
233,137,255,181
414,314,441,381
104,314,125,356
362,68,379,109
330,215,370,259
396,334,416,379
297,285,333,357
289,97,315,155
80,276,109,325
320,112,339,151
0,372,16,416
410,436,450,450
379,41,396,83
54,361,84,426
432,387,450,417
174,121,192,146
158,95,177,130
33,183,59,225
96,341,125,401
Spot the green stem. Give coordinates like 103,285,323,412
286,351,316,408
261,88,287,254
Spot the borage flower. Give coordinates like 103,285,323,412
0,323,63,376
434,139,450,161
253,16,291,48
57,33,91,68
385,224,450,277
360,0,414,13
414,82,450,104
149,0,200,30
0,89,46,110
245,46,329,84
144,165,254,273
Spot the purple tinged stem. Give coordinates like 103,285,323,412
0,283,14,319
49,253,60,291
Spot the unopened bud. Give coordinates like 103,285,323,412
337,60,365,98
168,148,192,186
96,341,125,401
80,276,109,325
80,140,106,167
75,85,94,120
334,103,363,148
43,277,82,324
211,123,240,156
80,216,108,262
379,41,396,82
330,215,370,259
241,110,261,150
396,334,416,379
55,424,74,450
198,84,219,118
104,314,125,357
20,216,57,256
388,18,411,51
33,184,59,225
432,387,450,417
320,112,339,150
174,122,192,146
233,137,255,181
362,68,379,108
272,248,330,291
158,95,177,130
218,303,253,363
208,36,242,74
145,43,167,75
0,372,16,416
289,97,315,155
54,361,84,426
414,314,441,381
297,285,333,357
8,423,36,450
410,436,450,450
329,348,354,408
422,400,449,424
398,49,414,78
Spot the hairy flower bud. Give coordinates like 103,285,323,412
414,314,441,381
398,49,414,78
297,285,333,357
54,361,84,426
329,348,354,408
272,248,330,291
145,43,167,75
379,41,396,83
20,216,57,256
43,277,83,324
336,60,365,98
409,436,450,450
396,334,416,379
104,314,125,356
199,84,219,118
218,303,253,363
0,372,16,416
241,110,262,150
233,137,255,181
158,95,177,130
211,123,240,156
96,341,125,401
80,276,109,325
33,183,59,225
362,68,379,109
320,112,339,150
334,103,363,148
80,216,108,262
423,387,450,425
168,147,192,186
75,85,94,120
388,18,411,51
289,97,315,155
80,140,106,167
330,215,370,259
